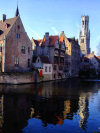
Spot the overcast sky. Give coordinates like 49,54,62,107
0,0,100,54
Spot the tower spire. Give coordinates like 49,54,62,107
15,4,20,17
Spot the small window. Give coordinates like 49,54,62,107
49,66,51,72
16,34,20,39
0,44,2,52
81,39,84,43
82,21,84,25
28,59,30,67
66,47,68,50
14,57,19,67
17,25,20,30
45,66,47,72
38,59,39,62
21,46,25,54
28,47,30,54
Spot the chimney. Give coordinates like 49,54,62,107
62,31,64,34
2,14,6,22
45,32,49,46
45,32,49,38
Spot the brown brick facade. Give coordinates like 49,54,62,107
0,16,32,72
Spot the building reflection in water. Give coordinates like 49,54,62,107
78,94,89,130
0,95,4,128
0,80,99,133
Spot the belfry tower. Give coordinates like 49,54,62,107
79,16,90,55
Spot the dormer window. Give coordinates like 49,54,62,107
0,30,3,35
5,23,7,29
5,23,10,29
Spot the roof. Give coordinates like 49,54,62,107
40,56,50,64
97,56,100,60
0,16,18,40
34,39,43,46
49,36,58,46
59,36,63,44
33,56,50,64
94,56,100,63
67,38,75,42
33,36,58,47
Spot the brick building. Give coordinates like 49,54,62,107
0,7,32,72
32,32,66,79
60,32,80,77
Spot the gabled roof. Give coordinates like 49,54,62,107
40,56,50,64
0,16,18,40
49,36,58,46
97,56,100,60
59,36,63,44
33,56,50,64
94,56,100,63
34,39,43,46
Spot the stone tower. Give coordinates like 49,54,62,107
79,16,90,55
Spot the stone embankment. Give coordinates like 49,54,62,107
0,71,41,84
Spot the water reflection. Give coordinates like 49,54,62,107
0,79,99,133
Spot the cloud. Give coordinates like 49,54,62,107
51,26,59,35
25,24,42,39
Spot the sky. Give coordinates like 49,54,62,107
0,0,100,54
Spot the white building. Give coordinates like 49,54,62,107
32,56,53,81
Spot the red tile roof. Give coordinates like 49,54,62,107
97,56,100,60
34,39,43,47
59,36,63,44
49,36,58,46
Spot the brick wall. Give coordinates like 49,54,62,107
5,16,32,72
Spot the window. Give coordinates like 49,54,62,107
66,47,68,50
45,66,47,72
0,56,2,63
49,66,51,72
38,59,39,62
0,44,2,52
17,25,20,30
81,39,84,43
28,59,30,67
82,21,84,25
16,34,20,39
14,57,19,67
21,46,25,54
53,65,56,70
28,47,30,54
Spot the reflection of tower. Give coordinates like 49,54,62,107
63,100,71,119
78,94,89,130
79,16,90,55
0,95,4,128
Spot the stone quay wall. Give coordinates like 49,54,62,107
0,71,41,84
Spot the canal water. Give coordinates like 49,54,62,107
0,79,100,133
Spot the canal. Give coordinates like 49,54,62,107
0,79,100,133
